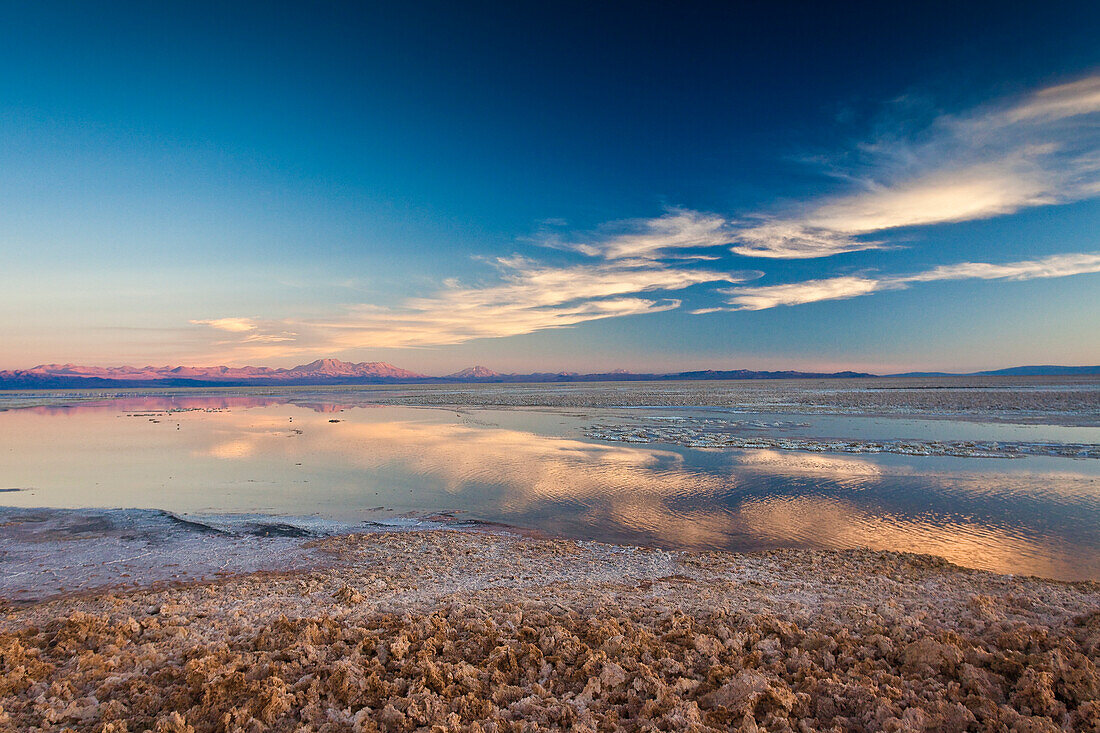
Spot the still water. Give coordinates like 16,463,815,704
2,390,1098,581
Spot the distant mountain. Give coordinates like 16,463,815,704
975,365,1100,376
0,359,425,388
281,359,424,379
1,360,1094,390
666,369,873,381
445,366,502,379
888,365,1100,377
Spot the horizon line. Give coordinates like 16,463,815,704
2,359,1099,381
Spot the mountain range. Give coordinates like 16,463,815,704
0,360,1096,389
19,359,424,380
889,365,1100,377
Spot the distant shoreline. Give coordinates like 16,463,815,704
3,374,1098,429
2,361,1097,390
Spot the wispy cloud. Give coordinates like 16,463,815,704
189,317,258,333
556,210,734,260
189,317,296,344
902,252,1100,282
193,252,760,359
1001,75,1100,124
730,73,1100,258
715,252,1100,311
538,75,1100,263
708,276,887,312
190,75,1100,359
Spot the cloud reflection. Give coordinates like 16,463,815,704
2,399,1094,580
735,449,882,476
734,495,1082,579
185,406,1096,578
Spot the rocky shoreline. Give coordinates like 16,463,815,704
2,530,1099,731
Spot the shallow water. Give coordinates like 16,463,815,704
1,380,1098,586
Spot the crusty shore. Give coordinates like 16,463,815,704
2,530,1098,732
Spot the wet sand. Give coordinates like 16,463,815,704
3,530,1098,731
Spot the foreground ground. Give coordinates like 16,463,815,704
2,530,1099,732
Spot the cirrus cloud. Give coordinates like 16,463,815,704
705,276,886,312
189,74,1100,360
556,209,735,260
189,317,258,333
193,253,761,360
713,252,1100,311
730,73,1100,258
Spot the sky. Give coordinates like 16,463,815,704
1,1,1098,374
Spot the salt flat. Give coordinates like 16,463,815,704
3,530,1098,731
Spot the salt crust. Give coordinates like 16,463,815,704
364,378,1100,427
583,422,1100,459
2,530,1099,731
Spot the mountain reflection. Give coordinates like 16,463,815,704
12,394,376,415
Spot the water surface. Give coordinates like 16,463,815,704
1,383,1098,583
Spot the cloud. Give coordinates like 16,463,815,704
710,276,886,312
903,252,1100,282
731,73,1100,258
189,317,257,333
240,332,298,343
194,255,760,359
715,252,1100,311
189,75,1100,358
1001,75,1100,123
728,222,886,260
562,210,735,260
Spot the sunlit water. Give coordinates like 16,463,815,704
1,386,1098,587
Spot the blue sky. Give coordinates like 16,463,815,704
1,1,1098,373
